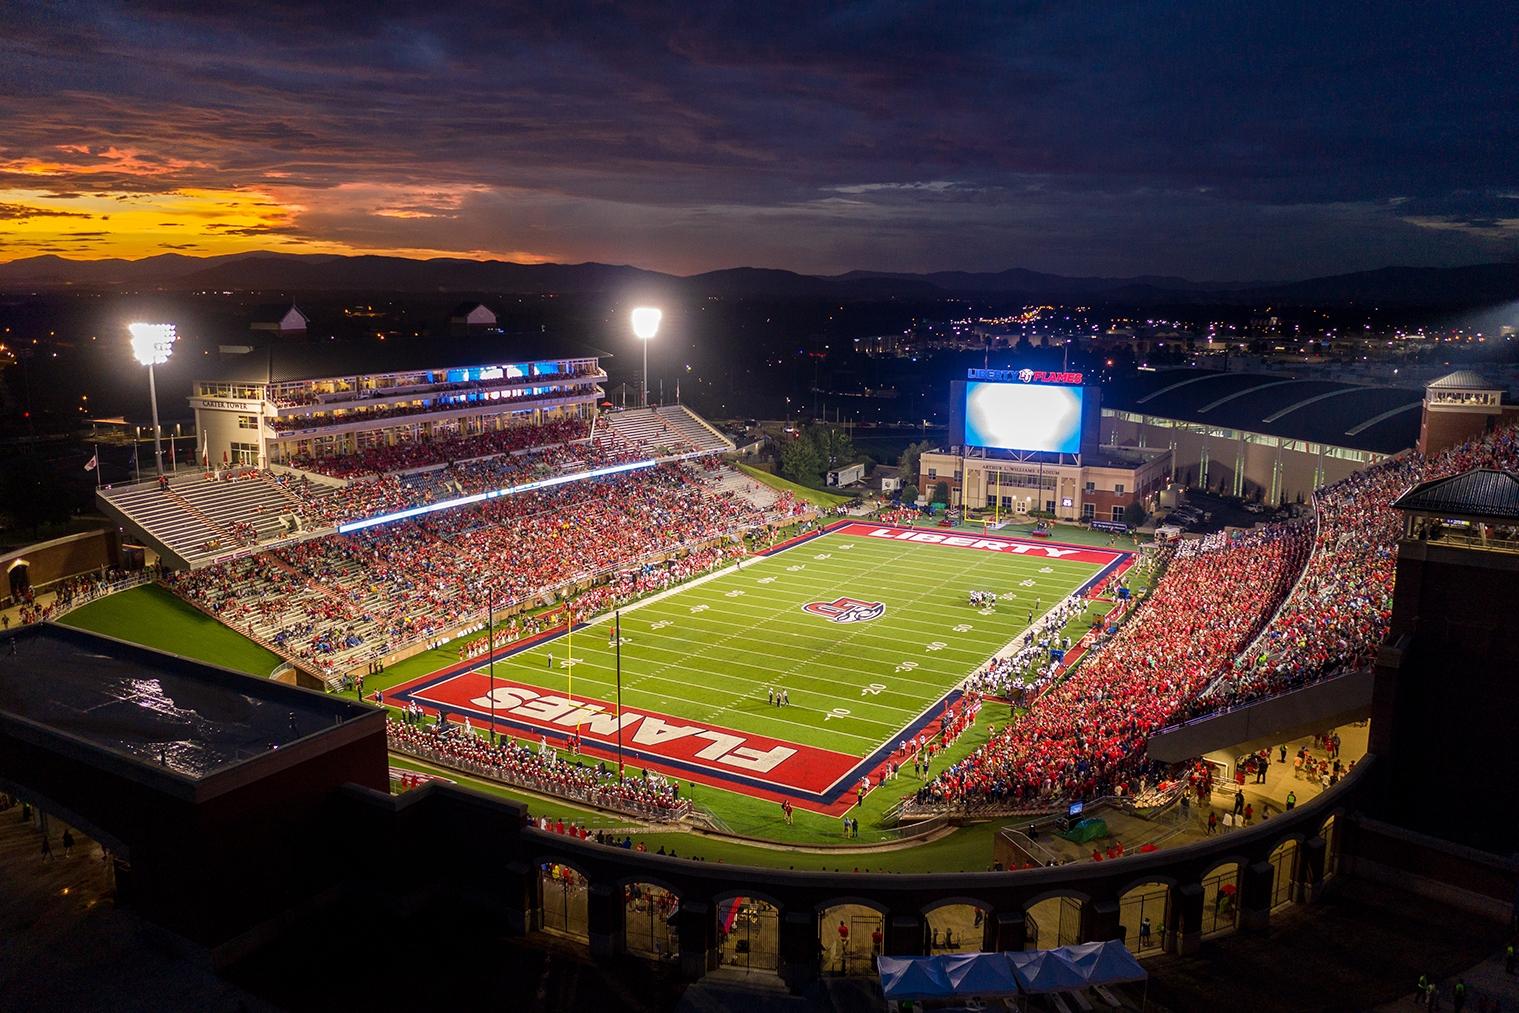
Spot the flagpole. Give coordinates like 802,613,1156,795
615,608,624,780
488,596,496,745
566,607,573,705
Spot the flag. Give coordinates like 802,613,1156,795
84,453,98,472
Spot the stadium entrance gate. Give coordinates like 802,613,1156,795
718,898,778,973
624,883,678,960
539,864,588,941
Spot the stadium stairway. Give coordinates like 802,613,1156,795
653,404,734,453
98,473,309,570
1146,667,1375,763
98,480,231,570
602,405,733,456
602,408,675,453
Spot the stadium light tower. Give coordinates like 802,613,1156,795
129,323,177,478
630,307,661,407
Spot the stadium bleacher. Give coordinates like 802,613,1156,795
604,405,733,455
95,408,734,570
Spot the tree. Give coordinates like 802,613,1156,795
897,439,934,483
807,424,856,471
778,435,822,486
898,481,919,506
931,480,951,505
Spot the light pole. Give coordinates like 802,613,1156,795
487,593,497,745
630,307,661,408
129,323,177,478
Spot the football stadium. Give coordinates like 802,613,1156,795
7,331,1519,1009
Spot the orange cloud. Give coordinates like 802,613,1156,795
0,183,557,264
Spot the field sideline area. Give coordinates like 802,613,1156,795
46,520,1139,847
386,522,1129,815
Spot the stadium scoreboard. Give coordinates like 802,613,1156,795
949,369,1097,455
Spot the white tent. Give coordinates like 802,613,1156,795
940,952,1022,998
878,955,953,1001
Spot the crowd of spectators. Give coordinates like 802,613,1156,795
386,717,688,821
167,460,800,675
1190,422,1519,716
913,524,1308,811
287,417,589,479
918,422,1519,814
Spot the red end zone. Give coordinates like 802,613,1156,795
836,522,1124,565
400,669,861,800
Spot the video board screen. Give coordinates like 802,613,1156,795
963,381,1084,453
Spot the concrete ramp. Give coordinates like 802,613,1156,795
1148,668,1374,762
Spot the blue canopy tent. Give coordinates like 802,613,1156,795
1062,940,1146,984
878,955,953,1002
940,952,1022,998
1007,948,1088,994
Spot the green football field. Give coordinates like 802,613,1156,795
399,524,1122,809
489,528,1104,755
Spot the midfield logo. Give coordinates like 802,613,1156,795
802,596,886,623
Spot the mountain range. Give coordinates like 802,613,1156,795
0,251,1514,307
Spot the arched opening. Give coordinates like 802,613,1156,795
1200,862,1242,937
924,901,991,954
717,896,779,974
1118,881,1171,955
7,560,30,601
1269,839,1300,911
1320,815,1340,882
623,882,678,961
538,861,588,941
1025,894,1084,950
819,902,883,976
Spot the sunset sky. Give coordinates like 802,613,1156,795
2,2,1515,278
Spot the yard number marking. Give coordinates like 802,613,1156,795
861,683,887,696
823,707,852,722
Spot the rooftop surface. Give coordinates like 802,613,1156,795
202,333,610,385
0,625,368,780
1106,368,1425,455
1393,468,1519,520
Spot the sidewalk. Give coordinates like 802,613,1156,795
1373,942,1519,1011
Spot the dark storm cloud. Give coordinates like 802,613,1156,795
0,1,1515,276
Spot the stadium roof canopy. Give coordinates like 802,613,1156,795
1392,468,1519,521
1105,368,1424,454
1427,370,1499,390
206,333,611,384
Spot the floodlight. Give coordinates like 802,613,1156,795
129,322,178,477
128,322,177,366
630,307,662,340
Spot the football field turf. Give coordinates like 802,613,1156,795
391,523,1128,812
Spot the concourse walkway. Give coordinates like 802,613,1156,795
1181,721,1370,834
